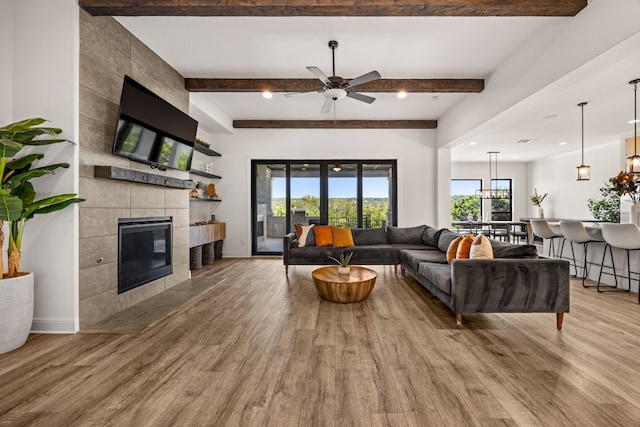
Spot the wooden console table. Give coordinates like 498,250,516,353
189,222,226,270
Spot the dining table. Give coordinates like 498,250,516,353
450,220,531,243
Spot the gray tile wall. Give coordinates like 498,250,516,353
79,10,191,327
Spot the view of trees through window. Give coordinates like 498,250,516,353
451,179,482,221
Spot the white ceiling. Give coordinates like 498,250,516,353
115,13,640,162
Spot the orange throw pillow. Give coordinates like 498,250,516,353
446,235,464,264
456,235,475,259
332,226,355,247
314,225,334,247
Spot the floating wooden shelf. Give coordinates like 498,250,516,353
194,144,221,157
189,169,221,179
94,166,195,189
189,198,221,202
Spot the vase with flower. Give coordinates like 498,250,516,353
609,171,640,226
530,188,548,218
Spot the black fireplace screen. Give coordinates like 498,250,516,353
118,217,173,294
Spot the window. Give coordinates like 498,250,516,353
491,179,512,220
252,160,397,255
451,179,482,221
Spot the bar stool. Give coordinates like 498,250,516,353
530,219,564,257
598,223,640,299
560,221,604,287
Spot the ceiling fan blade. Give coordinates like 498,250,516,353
284,90,321,97
307,66,331,85
346,70,381,89
321,98,333,113
347,91,376,104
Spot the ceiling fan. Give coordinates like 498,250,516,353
286,40,381,113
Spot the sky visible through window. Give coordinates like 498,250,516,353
272,177,389,198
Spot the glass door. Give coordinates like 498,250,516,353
328,163,357,227
254,163,286,254
289,163,321,232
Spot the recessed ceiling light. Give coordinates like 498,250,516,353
262,91,273,99
469,142,477,146
558,141,568,145
517,139,534,144
397,91,407,99
513,156,519,159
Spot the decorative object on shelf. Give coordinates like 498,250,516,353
530,188,548,218
329,252,353,275
626,79,640,175
608,171,640,226
0,118,84,354
576,102,591,181
587,183,620,223
195,138,210,148
476,151,510,199
189,189,200,198
206,183,218,199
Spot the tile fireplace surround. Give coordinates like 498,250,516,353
78,10,191,328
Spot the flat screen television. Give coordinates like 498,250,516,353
112,76,197,171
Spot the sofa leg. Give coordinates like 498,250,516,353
400,266,405,276
394,265,398,276
556,313,564,331
456,313,462,329
285,265,288,275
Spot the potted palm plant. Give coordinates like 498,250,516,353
0,118,84,354
329,252,353,275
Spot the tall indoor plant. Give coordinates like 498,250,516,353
0,118,83,353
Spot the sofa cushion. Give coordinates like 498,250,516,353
399,248,447,270
386,225,426,244
422,226,444,247
332,226,355,247
417,262,452,295
470,234,493,259
446,235,464,264
490,240,538,259
294,224,315,248
348,244,398,260
289,245,344,259
437,229,460,253
390,243,431,251
314,225,334,247
351,228,387,245
456,235,475,259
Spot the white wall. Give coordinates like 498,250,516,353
451,160,529,222
528,141,620,219
11,0,79,333
212,128,437,257
0,0,13,123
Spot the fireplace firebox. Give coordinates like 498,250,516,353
118,217,173,294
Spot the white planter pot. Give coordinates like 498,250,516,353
0,272,34,354
630,204,640,227
337,266,350,275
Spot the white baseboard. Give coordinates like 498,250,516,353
31,317,77,334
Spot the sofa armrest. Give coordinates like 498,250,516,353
450,258,570,314
283,232,298,267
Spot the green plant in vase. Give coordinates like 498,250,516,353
329,252,353,274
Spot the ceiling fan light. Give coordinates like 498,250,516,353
332,165,342,172
323,88,347,101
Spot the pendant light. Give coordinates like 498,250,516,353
576,102,590,181
626,79,640,175
476,151,511,199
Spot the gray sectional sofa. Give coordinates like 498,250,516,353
284,225,570,328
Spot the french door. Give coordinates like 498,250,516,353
252,160,397,255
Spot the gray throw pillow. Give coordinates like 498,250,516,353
386,225,426,244
422,226,443,247
351,228,387,245
437,229,460,253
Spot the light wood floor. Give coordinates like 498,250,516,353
1,258,640,426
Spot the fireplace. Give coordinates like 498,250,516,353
118,217,173,294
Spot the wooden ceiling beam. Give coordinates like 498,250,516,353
233,120,437,129
186,78,484,93
79,1,587,17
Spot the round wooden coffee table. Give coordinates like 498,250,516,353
311,266,377,303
